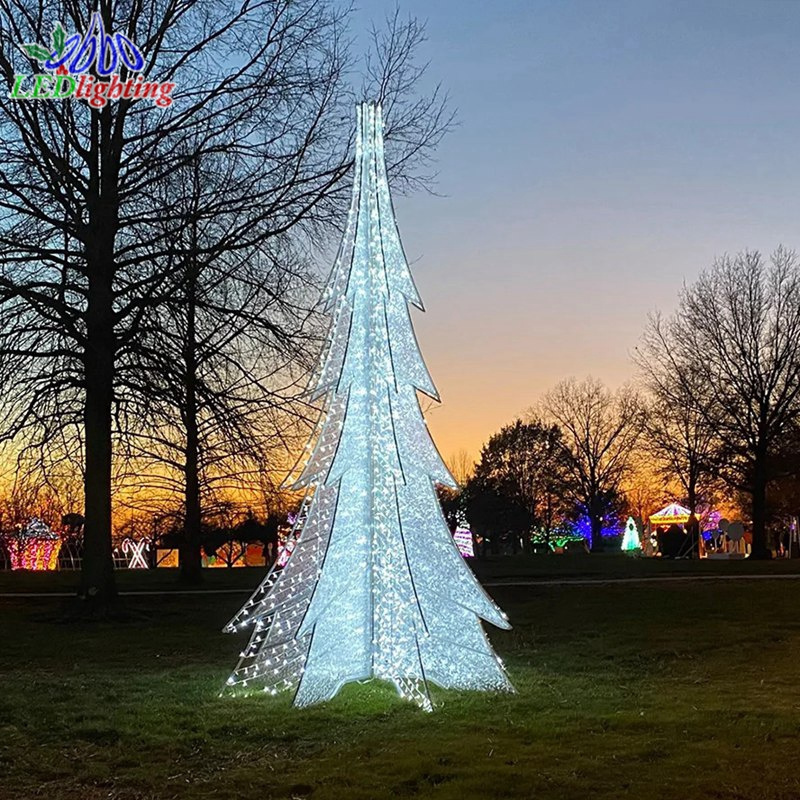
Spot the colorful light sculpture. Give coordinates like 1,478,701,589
156,548,179,567
225,102,512,711
703,510,721,533
121,537,150,568
275,500,309,568
4,518,61,570
649,503,691,527
275,535,297,569
621,516,641,551
453,528,475,558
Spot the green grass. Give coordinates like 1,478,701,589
2,563,800,799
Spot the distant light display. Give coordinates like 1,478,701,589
156,548,179,567
453,528,474,558
703,510,721,532
224,102,513,712
621,517,641,551
121,537,149,568
573,515,619,541
275,501,308,568
4,518,61,570
276,535,297,568
649,503,691,527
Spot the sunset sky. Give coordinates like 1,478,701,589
356,0,800,462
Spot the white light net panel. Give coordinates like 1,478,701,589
224,102,513,711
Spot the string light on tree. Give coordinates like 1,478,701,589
224,102,513,711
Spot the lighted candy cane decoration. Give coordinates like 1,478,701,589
121,537,150,569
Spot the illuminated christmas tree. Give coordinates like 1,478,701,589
621,516,641,551
224,102,512,710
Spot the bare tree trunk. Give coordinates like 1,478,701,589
544,493,552,548
590,514,604,552
182,420,202,582
589,490,604,552
687,465,698,515
79,243,117,604
180,261,203,584
78,96,119,606
751,456,771,559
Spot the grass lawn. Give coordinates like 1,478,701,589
2,560,800,799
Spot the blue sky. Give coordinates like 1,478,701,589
355,0,800,459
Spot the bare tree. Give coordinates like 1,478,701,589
0,1,451,605
446,449,475,486
542,377,644,551
637,248,800,557
0,471,74,532
639,391,717,515
119,150,316,583
620,454,669,527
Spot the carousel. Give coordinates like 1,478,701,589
646,503,702,558
648,502,692,528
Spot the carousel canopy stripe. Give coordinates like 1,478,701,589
649,503,691,525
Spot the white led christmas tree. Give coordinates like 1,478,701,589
621,516,641,551
224,102,512,711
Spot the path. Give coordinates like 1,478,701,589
3,571,800,597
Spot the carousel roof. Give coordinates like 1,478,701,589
649,503,691,526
